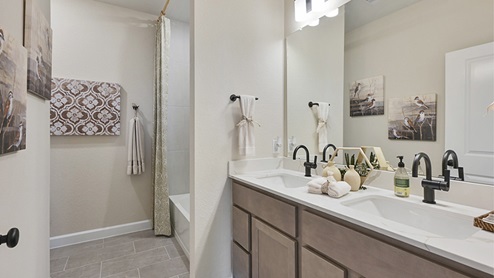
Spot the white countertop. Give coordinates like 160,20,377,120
228,158,494,275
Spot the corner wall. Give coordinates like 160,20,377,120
191,0,285,276
344,0,494,175
0,0,51,276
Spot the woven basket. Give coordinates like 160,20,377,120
474,211,494,233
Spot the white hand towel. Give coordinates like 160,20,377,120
307,177,328,194
327,181,351,198
237,95,260,156
127,116,145,175
315,102,330,152
308,186,323,194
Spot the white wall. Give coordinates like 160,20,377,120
0,0,51,277
191,0,285,276
344,0,494,175
50,0,157,236
168,20,190,196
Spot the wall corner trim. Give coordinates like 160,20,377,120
50,220,153,249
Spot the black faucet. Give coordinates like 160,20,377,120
442,150,464,181
321,144,337,162
412,152,450,204
293,145,317,177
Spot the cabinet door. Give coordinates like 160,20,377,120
301,247,346,278
251,218,296,278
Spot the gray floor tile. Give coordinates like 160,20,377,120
51,256,68,273
164,240,185,259
51,230,189,278
134,236,173,253
139,257,188,278
104,230,155,248
50,262,101,278
101,247,169,277
105,269,139,278
66,242,135,270
51,240,104,259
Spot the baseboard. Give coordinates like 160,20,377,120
50,220,153,249
173,227,190,260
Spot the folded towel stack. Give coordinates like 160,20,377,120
307,177,328,194
307,176,351,198
327,181,351,198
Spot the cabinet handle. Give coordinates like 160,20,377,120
0,228,19,248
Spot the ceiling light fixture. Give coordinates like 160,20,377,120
294,0,349,28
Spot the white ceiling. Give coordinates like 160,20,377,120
94,0,420,32
345,0,422,32
96,0,190,22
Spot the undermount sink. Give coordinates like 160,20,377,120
254,172,311,189
341,195,480,239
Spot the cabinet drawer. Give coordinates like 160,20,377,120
301,247,346,278
233,205,250,251
301,210,468,278
233,182,297,237
233,241,250,278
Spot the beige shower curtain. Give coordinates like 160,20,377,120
153,15,171,236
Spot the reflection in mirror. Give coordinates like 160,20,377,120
286,0,494,184
286,11,344,160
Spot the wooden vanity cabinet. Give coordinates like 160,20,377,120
232,182,297,278
232,180,487,278
301,210,474,278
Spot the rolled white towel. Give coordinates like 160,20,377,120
308,186,323,194
327,181,351,198
307,177,328,194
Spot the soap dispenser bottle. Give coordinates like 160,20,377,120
394,156,410,197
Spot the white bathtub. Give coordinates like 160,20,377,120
169,193,190,259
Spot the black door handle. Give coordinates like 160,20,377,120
0,228,19,248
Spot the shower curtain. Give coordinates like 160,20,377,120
153,15,171,236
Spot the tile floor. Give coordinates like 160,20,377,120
50,230,189,278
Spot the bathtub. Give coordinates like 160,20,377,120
169,193,190,259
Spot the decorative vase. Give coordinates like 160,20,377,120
344,165,361,191
322,161,342,181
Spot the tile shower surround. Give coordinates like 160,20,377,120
50,230,189,278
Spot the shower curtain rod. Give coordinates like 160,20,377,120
158,0,171,21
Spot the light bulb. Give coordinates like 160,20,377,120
325,8,339,18
295,0,309,22
308,18,320,27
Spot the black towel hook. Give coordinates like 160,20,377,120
132,103,139,117
230,94,259,102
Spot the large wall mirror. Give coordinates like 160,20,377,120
286,0,494,184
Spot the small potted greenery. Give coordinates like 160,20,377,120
344,153,373,190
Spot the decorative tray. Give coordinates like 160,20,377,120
474,211,494,233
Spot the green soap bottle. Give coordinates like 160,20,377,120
394,156,410,197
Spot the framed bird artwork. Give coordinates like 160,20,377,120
24,0,53,100
349,75,385,117
388,94,437,141
0,27,28,155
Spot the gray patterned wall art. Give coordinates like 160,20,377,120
50,78,121,136
0,27,28,154
24,0,53,100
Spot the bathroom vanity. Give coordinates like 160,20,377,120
229,158,494,278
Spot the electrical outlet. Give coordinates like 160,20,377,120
288,136,297,153
272,136,282,154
